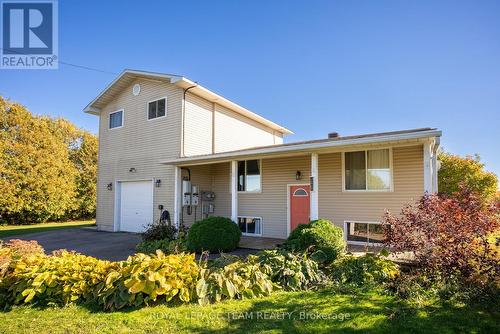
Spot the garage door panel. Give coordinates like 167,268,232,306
119,181,153,232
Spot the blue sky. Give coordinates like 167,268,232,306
1,0,499,177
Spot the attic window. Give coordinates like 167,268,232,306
148,98,166,120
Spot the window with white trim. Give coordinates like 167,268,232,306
109,110,123,129
238,217,262,235
344,149,391,191
148,98,166,120
345,221,384,244
237,160,261,192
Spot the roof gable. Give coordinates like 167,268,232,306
83,69,293,135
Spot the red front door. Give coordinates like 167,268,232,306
289,185,311,232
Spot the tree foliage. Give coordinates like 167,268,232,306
438,151,498,202
382,187,499,285
0,97,97,224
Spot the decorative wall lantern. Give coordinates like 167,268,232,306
295,171,302,180
107,183,113,191
155,179,161,187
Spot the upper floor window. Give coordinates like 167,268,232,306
238,159,261,192
109,109,123,129
148,97,166,120
344,148,391,191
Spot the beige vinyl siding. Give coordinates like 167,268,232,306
96,79,183,231
318,145,424,228
183,93,213,156
211,162,232,218
273,132,284,144
238,155,311,239
182,94,282,156
213,104,277,153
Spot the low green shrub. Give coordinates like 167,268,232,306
250,250,325,291
141,220,178,241
187,216,241,252
136,239,188,254
97,251,199,310
196,259,274,305
329,252,399,288
4,250,116,306
282,219,345,264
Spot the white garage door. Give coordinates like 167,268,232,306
118,180,153,232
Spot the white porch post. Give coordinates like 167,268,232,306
431,137,440,193
173,166,182,228
423,140,433,193
310,153,319,221
230,160,238,222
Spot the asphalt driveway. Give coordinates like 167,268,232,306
2,227,259,261
2,228,142,261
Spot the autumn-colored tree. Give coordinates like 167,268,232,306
438,151,498,202
70,131,98,218
383,187,499,285
0,97,97,224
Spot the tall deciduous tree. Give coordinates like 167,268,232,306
438,151,498,202
0,97,97,224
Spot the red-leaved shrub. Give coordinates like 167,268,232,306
382,187,499,285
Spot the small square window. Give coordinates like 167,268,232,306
148,98,167,120
109,110,123,129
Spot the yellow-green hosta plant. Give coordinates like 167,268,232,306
196,260,275,305
97,251,199,310
5,250,116,306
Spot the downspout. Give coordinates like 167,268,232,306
181,84,198,157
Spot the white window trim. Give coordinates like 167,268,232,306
341,147,394,192
237,159,262,194
146,96,168,121
109,109,124,130
293,188,309,197
238,216,263,237
343,220,384,246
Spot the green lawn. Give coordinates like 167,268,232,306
0,289,497,334
0,220,96,238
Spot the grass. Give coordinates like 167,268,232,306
0,220,96,238
0,288,497,334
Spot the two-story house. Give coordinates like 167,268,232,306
84,69,441,246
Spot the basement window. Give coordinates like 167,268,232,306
238,217,262,236
237,160,261,192
109,109,123,129
148,97,166,120
344,221,384,245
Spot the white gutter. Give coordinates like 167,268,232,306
161,129,442,165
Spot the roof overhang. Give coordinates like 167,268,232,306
161,129,442,166
83,69,293,135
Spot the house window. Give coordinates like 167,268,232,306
238,217,262,236
148,98,166,120
345,221,384,244
109,110,123,129
344,149,391,191
237,159,261,192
